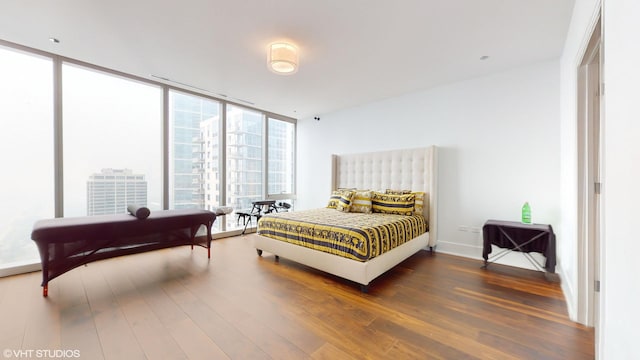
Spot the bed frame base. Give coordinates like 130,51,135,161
255,232,429,292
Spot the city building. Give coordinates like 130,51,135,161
170,92,219,210
86,168,147,216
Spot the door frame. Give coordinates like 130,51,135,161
576,15,602,329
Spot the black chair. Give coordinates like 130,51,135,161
241,200,277,235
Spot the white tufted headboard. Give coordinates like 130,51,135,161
331,146,438,246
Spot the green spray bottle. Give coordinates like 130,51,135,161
522,202,531,224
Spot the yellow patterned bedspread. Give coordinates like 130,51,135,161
257,208,428,262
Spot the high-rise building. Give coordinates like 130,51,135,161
224,107,263,211
86,168,147,216
268,118,295,195
170,92,219,210
169,93,292,230
200,116,220,211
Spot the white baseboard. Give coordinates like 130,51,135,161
435,241,484,260
558,264,577,321
0,262,41,278
436,240,544,271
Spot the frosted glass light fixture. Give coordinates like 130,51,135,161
268,42,298,75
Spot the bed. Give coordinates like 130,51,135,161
254,146,437,291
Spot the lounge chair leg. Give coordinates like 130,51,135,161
43,284,48,297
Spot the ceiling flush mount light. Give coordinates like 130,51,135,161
268,42,299,75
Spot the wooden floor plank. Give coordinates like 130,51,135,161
104,259,188,360
180,242,329,355
206,281,325,356
310,342,359,360
160,270,271,359
81,259,146,360
21,272,61,352
174,268,310,359
58,268,104,360
169,317,231,360
0,274,31,351
0,234,594,359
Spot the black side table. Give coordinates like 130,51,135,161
482,220,556,273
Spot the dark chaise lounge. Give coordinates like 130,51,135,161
31,209,216,297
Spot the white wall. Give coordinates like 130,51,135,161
296,1,640,356
600,0,640,358
297,60,561,267
558,0,601,324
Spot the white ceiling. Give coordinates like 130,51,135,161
0,0,575,119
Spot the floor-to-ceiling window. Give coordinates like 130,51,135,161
0,46,54,268
0,40,296,271
226,105,264,231
268,117,295,199
62,64,162,217
168,90,221,231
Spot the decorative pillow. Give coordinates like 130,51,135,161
372,192,415,215
412,191,425,214
327,190,343,208
385,189,412,195
336,190,355,212
350,190,373,214
327,189,355,212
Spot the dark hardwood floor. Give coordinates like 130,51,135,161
0,235,594,359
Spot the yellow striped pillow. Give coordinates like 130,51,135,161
350,190,372,213
327,190,345,208
327,190,356,212
372,192,415,215
412,191,425,214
